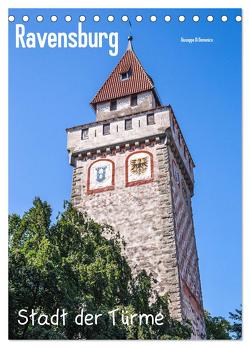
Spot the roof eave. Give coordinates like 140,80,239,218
90,86,158,108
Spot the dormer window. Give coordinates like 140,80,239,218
120,68,131,80
110,100,117,111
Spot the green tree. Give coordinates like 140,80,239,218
205,307,242,340
205,311,231,339
9,198,191,340
229,307,242,339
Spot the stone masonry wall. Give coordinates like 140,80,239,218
168,147,206,338
96,91,156,121
71,143,183,320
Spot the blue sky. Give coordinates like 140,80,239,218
9,8,242,320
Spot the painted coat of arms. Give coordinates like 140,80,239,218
88,160,113,192
95,166,107,183
127,152,152,184
130,157,148,175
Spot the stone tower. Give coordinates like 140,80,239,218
67,37,206,338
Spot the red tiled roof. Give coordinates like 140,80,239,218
90,49,156,105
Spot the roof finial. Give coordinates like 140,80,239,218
127,19,133,51
127,35,133,51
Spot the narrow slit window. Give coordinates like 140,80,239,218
184,147,187,158
81,128,89,139
172,161,180,185
110,100,117,111
178,133,181,145
131,94,137,106
103,123,110,135
125,119,132,130
147,113,155,125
